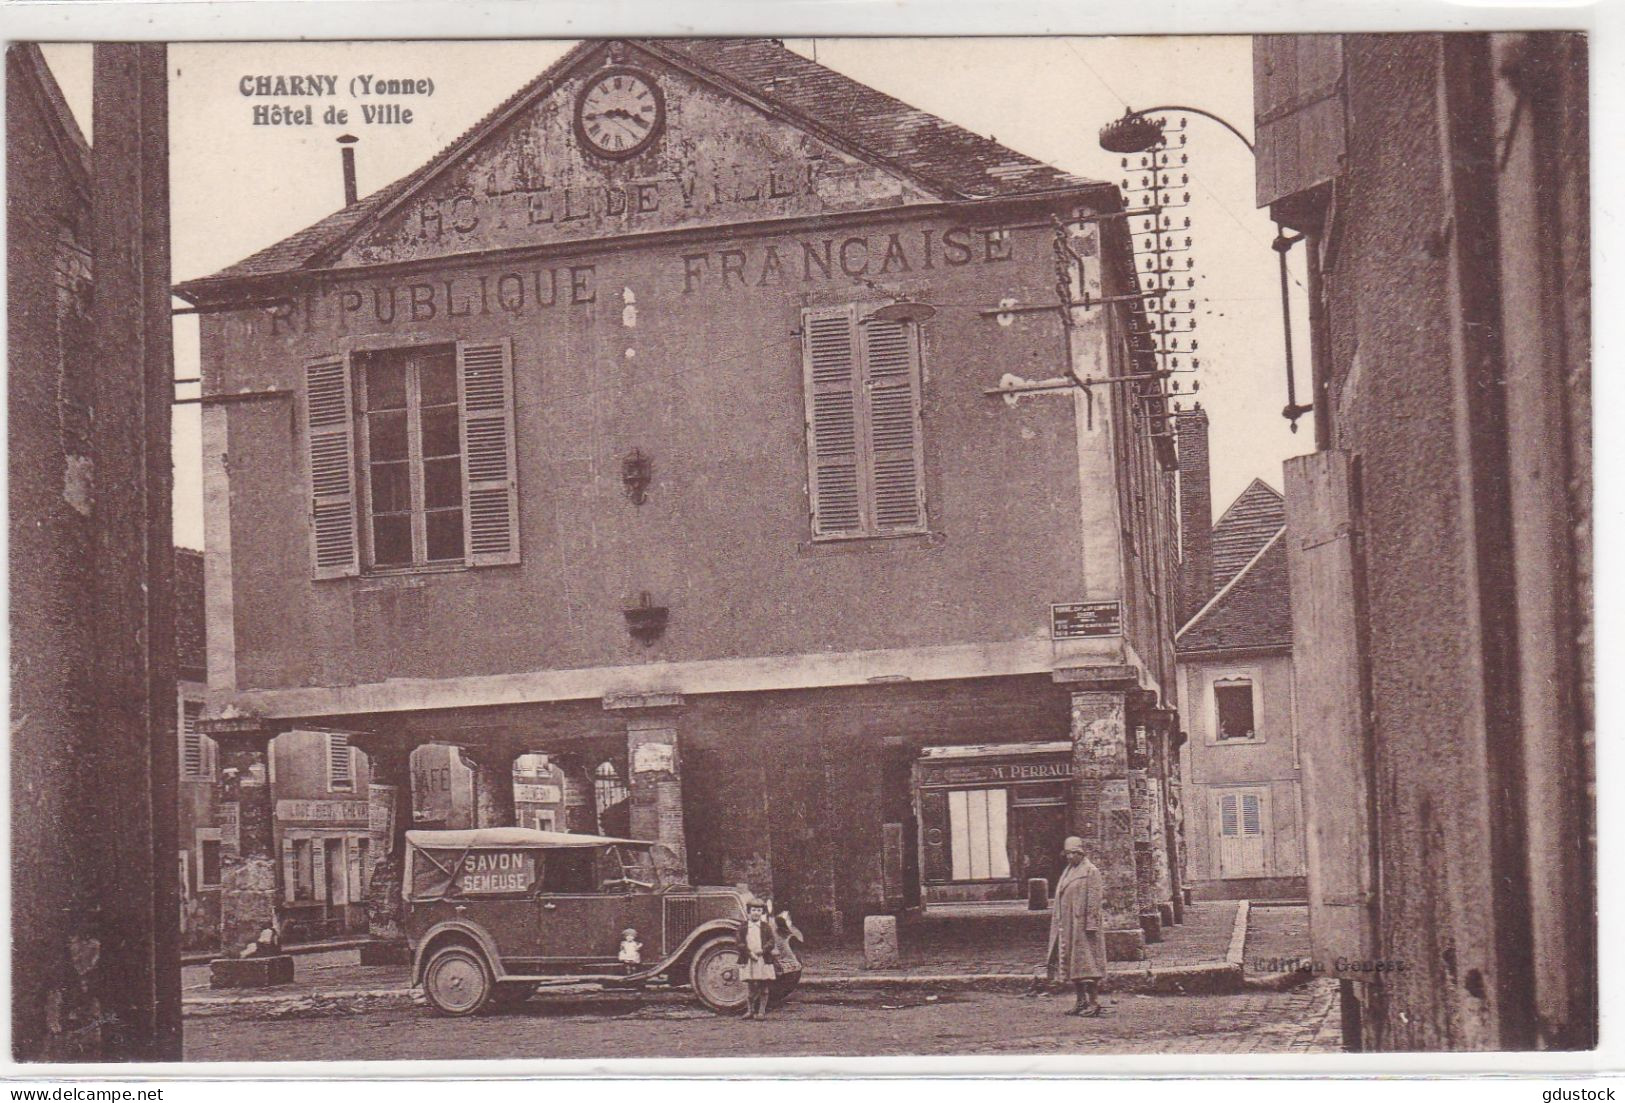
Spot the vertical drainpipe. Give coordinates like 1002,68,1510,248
1437,32,1535,1051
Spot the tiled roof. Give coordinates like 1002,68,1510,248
9,45,91,199
175,547,207,681
1211,478,1285,592
658,39,1094,200
178,38,1101,296
1176,527,1290,654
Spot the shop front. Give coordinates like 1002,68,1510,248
913,742,1073,906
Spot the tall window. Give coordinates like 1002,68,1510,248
801,305,926,539
1214,678,1257,741
199,837,222,889
304,340,518,578
358,345,465,568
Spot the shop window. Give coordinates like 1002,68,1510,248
1214,678,1257,741
286,838,318,903
304,340,518,578
327,733,354,791
801,304,927,539
595,761,629,814
199,838,221,889
947,788,1011,881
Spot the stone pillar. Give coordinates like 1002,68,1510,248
607,693,688,882
1153,710,1186,925
359,735,415,964
1066,683,1146,961
555,753,599,834
205,718,294,986
1126,697,1169,943
463,744,518,829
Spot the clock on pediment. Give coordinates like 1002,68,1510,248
575,67,665,160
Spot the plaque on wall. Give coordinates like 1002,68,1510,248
1050,601,1122,639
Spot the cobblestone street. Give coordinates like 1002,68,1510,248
184,978,1341,1061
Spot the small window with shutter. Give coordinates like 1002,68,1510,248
306,339,518,576
326,733,354,792
180,698,211,780
801,304,927,539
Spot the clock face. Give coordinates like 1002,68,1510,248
576,68,664,159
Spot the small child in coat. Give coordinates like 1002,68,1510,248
735,896,779,1020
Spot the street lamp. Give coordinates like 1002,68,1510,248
1098,107,1312,432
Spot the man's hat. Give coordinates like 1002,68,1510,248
744,894,768,910
1063,836,1087,853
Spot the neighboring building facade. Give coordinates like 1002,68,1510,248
1174,471,1305,900
179,38,1187,956
1255,33,1593,1049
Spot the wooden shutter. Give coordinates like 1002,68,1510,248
180,699,204,779
1241,792,1262,836
282,838,298,904
1284,449,1375,973
1219,793,1239,837
305,354,360,578
327,733,352,791
1254,35,1347,208
802,305,863,537
312,838,328,904
861,318,926,533
457,339,520,566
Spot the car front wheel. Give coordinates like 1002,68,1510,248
689,936,748,1014
423,944,493,1016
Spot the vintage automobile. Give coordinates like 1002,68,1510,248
402,827,800,1016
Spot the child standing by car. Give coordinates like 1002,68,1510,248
735,896,779,1019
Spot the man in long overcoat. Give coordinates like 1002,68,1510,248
1043,835,1108,1015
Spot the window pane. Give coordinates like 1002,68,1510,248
370,461,411,513
423,457,463,509
421,406,461,458
1215,683,1255,740
365,360,407,411
426,509,464,562
372,514,412,566
368,410,408,461
418,352,459,406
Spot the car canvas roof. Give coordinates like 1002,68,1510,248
405,827,652,849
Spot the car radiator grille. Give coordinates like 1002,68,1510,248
664,897,701,953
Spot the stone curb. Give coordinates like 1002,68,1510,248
181,939,374,967
1226,900,1251,967
182,960,1248,1018
183,903,1260,1018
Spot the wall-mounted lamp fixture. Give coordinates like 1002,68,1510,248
868,298,937,325
623,591,668,646
621,448,652,505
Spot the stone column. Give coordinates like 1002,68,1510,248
358,735,415,965
1126,694,1169,944
1066,681,1145,961
204,717,294,986
555,753,600,834
462,744,518,829
1153,709,1185,926
607,693,688,882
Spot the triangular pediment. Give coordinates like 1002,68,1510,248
336,41,941,268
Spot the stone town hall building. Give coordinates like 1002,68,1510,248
176,38,1187,959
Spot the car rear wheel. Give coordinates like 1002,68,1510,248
423,944,492,1017
689,936,748,1014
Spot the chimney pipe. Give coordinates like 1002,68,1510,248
337,133,358,207
1174,405,1213,626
